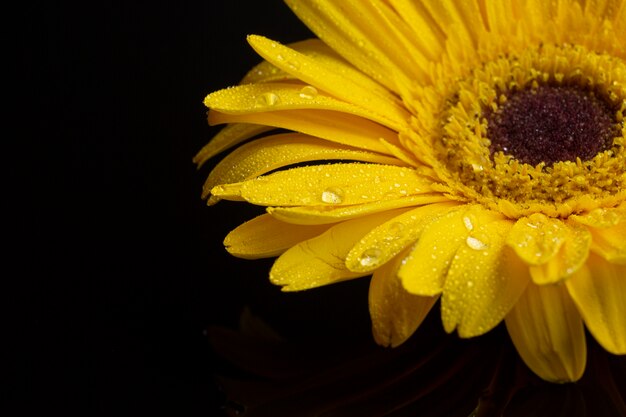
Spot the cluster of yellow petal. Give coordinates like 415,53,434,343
197,0,626,383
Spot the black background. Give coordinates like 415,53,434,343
16,1,379,416
15,2,626,416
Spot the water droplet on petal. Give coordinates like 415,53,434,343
359,248,382,267
384,222,405,241
257,92,279,106
287,60,300,70
466,235,489,250
299,85,318,99
321,187,344,204
463,215,475,232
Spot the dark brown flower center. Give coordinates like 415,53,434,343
487,85,616,166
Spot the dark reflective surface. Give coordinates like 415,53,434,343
20,1,626,416
210,295,626,417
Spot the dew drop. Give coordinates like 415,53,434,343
359,248,383,267
299,85,318,99
463,215,475,232
466,235,488,250
287,60,300,70
389,222,406,238
257,92,279,106
321,187,344,204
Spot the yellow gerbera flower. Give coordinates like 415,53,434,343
196,0,626,383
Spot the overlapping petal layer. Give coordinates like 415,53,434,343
198,0,626,383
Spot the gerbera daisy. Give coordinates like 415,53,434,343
195,0,625,383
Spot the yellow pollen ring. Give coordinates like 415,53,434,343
417,44,626,219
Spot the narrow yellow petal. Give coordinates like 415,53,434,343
518,220,592,285
247,38,400,103
508,214,568,266
584,0,619,20
224,214,331,259
336,0,431,82
421,0,486,47
483,0,519,36
571,205,626,228
566,253,626,354
379,138,422,167
346,202,460,273
588,222,626,264
267,194,451,225
442,219,530,338
204,82,404,131
369,248,438,347
270,210,403,291
505,283,587,382
284,0,414,92
240,57,294,85
387,0,445,60
203,133,405,203
572,206,626,264
208,109,401,155
615,2,626,43
193,123,272,168
211,163,433,207
247,35,410,128
399,205,503,296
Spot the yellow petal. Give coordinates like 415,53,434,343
584,0,623,20
247,38,400,102
527,222,591,284
589,222,626,264
240,56,294,85
386,0,445,60
572,206,626,264
193,123,272,168
204,82,404,131
203,133,405,203
270,210,403,291
378,138,419,167
508,214,568,266
399,205,503,296
346,202,460,273
267,194,451,225
369,248,438,347
483,0,520,37
211,163,433,207
284,0,416,91
442,219,530,338
421,0,486,47
247,35,410,129
208,108,401,155
615,2,626,42
224,214,331,259
566,253,626,354
505,283,587,382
